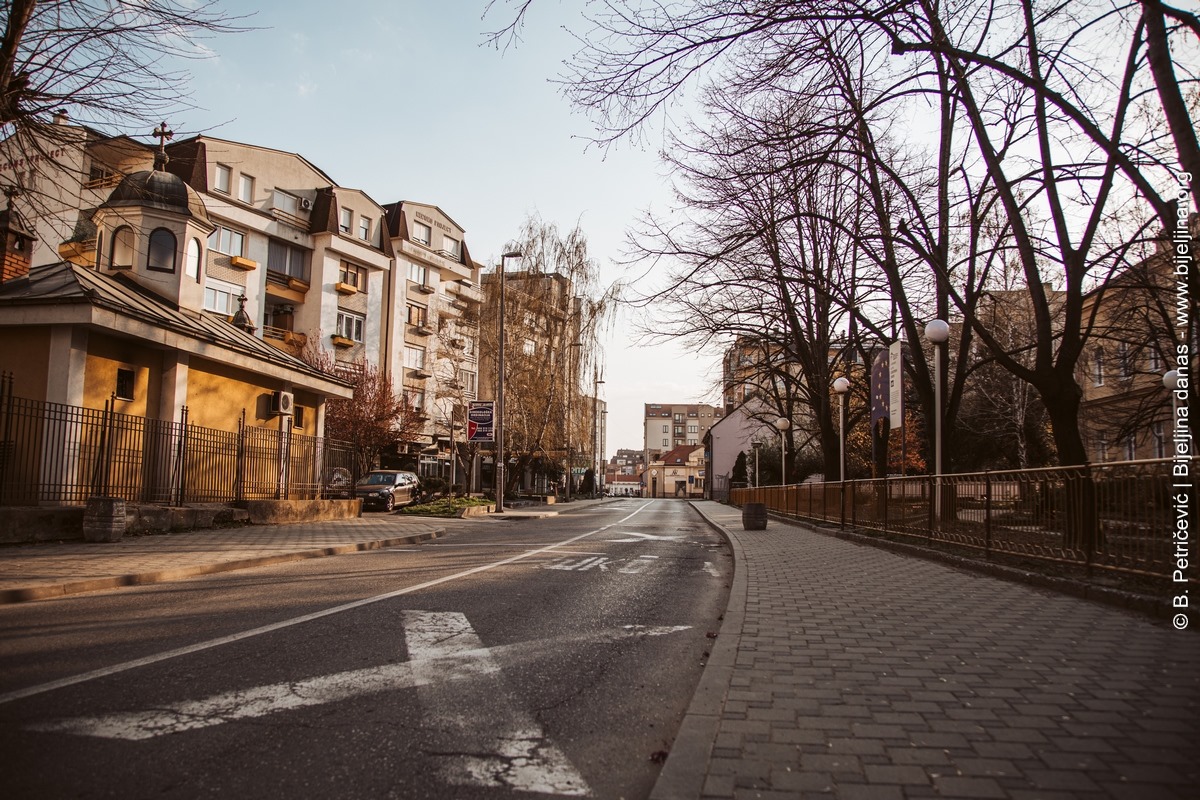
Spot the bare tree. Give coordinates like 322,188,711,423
479,215,618,497
0,0,245,217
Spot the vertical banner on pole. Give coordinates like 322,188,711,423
889,340,904,429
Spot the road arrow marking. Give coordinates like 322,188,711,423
603,531,683,542
406,611,590,796
28,616,691,753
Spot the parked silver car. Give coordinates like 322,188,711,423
354,470,420,511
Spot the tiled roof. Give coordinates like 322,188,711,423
0,262,349,388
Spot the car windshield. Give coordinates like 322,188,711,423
358,473,399,486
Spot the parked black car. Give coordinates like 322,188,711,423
354,470,420,511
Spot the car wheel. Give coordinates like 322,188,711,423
384,493,395,512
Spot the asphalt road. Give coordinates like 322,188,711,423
0,498,732,799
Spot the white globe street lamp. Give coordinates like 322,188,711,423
924,319,950,527
833,376,850,483
774,417,791,485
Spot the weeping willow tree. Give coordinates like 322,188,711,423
479,213,619,497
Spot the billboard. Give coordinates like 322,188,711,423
467,401,495,442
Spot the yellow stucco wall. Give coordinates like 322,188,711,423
0,327,51,399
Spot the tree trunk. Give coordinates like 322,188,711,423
1043,382,1098,554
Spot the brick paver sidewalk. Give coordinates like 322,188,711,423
654,501,1199,800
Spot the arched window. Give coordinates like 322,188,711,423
147,228,176,272
109,226,135,270
94,230,104,270
185,237,202,281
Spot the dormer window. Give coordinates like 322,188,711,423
272,190,298,216
185,238,202,282
340,207,352,234
413,222,431,246
147,228,176,272
442,236,461,260
358,216,371,241
214,164,231,194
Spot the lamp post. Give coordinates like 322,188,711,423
565,341,582,501
1164,369,1181,419
752,440,762,487
592,368,604,497
924,319,950,526
494,250,522,513
833,377,850,483
774,417,791,485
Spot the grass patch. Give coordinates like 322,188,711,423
397,496,495,517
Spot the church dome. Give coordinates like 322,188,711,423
101,169,211,225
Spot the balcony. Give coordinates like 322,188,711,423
262,326,307,351
413,324,434,336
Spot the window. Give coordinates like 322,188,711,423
268,239,308,280
458,369,477,395
208,225,245,257
674,426,684,436
463,337,476,356
110,225,135,269
1148,347,1162,372
662,425,669,433
662,439,670,447
1093,349,1105,386
1097,432,1109,461
407,303,427,326
1124,435,1136,461
410,390,425,414
147,228,176,272
214,164,231,194
405,345,426,370
339,262,367,291
336,310,365,342
1118,342,1131,379
408,262,427,285
358,216,371,241
339,207,352,234
238,174,254,203
115,368,135,401
185,238,202,281
523,339,536,355
204,278,242,315
1153,422,1166,458
273,190,299,216
675,414,683,422
688,425,698,434
442,235,461,259
294,406,305,430
413,222,431,246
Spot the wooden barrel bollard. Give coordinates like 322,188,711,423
742,502,767,530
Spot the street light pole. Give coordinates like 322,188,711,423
924,319,950,527
834,377,850,483
494,250,522,513
592,367,604,497
774,417,791,485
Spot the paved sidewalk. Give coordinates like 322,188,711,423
652,501,1200,800
0,500,603,603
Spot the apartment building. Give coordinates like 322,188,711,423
643,402,722,464
383,201,484,480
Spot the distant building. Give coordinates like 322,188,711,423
642,402,722,464
643,444,705,498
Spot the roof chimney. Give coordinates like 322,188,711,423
52,108,69,125
0,187,37,283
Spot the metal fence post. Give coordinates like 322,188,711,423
984,470,992,558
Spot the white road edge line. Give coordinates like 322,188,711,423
0,502,653,706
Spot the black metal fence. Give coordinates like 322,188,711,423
0,379,359,507
730,458,1192,580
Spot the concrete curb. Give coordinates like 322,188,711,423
0,528,444,605
649,502,745,800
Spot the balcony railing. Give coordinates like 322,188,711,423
730,458,1193,582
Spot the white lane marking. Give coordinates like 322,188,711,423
603,531,682,542
406,611,590,796
0,502,655,706
543,556,611,572
29,618,692,742
703,561,720,577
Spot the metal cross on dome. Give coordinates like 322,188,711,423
151,122,173,169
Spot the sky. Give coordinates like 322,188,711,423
167,0,722,453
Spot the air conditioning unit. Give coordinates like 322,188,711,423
270,390,295,416
299,197,312,211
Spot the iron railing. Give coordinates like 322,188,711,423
0,378,359,507
730,459,1192,580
